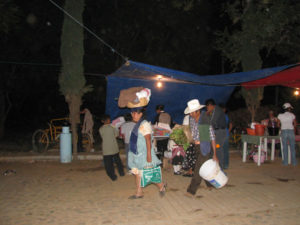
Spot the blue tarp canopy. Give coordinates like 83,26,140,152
105,60,293,123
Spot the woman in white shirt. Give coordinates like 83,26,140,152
278,103,297,166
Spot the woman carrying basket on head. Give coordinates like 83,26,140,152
118,87,166,199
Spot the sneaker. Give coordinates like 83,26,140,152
174,171,181,175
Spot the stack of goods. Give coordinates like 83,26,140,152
153,127,170,137
111,116,125,129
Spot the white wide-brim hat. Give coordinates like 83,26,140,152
184,99,205,114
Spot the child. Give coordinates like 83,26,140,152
120,113,136,172
168,140,185,175
99,114,125,181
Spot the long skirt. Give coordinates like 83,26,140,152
182,145,196,171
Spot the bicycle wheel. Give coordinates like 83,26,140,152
32,129,49,153
82,133,92,152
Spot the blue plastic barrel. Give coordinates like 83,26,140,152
60,126,72,163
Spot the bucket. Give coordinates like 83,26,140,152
255,124,265,136
199,159,228,189
247,128,256,135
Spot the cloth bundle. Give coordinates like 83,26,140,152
118,87,151,108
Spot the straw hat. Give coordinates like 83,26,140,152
184,99,205,114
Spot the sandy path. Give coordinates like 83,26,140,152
1,153,300,225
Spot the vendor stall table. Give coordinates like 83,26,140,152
241,135,281,166
153,136,170,168
153,135,169,155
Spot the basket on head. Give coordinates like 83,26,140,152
127,97,148,108
118,87,151,108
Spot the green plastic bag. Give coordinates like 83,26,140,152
140,166,162,187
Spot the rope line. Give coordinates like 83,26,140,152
0,60,288,86
48,0,128,62
0,61,60,66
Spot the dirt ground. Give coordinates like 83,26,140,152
1,153,300,225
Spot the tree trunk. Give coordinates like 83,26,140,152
0,117,6,139
66,94,81,159
59,0,87,160
0,93,6,139
0,92,11,139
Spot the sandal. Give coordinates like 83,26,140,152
183,173,193,177
159,183,167,197
128,195,144,199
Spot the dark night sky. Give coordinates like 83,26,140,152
1,0,299,136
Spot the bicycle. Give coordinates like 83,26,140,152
32,118,92,153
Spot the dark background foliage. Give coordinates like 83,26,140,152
0,0,299,149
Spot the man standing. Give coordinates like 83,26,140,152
219,103,232,169
201,99,227,170
184,99,218,197
81,108,94,144
154,104,172,126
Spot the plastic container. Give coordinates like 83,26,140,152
199,159,228,189
255,124,265,136
247,128,256,135
62,126,69,133
60,126,72,163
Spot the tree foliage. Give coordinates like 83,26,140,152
215,0,300,122
0,0,21,138
241,87,264,122
0,0,20,34
60,0,92,156
59,0,92,97
216,0,300,70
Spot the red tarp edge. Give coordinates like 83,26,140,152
243,64,300,89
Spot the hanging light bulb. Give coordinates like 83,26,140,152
294,89,299,96
156,74,163,88
157,81,163,88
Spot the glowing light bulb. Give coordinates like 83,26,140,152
157,81,163,88
294,90,299,96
